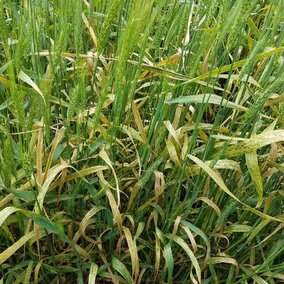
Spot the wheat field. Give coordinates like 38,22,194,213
0,0,284,283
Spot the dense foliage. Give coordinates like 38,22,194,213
0,0,284,283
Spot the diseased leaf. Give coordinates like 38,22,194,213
123,226,139,281
210,257,238,267
0,230,38,264
188,154,282,222
112,257,134,284
224,224,252,234
0,206,22,227
166,94,247,111
18,70,46,105
181,220,209,247
99,148,120,207
176,45,284,87
23,261,34,284
88,262,98,284
35,163,71,213
245,150,263,207
163,243,174,284
171,235,201,283
226,130,284,157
